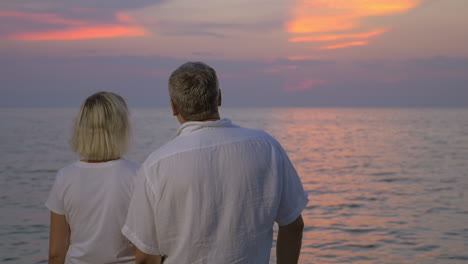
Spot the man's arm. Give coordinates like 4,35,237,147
123,168,165,264
276,215,304,264
135,248,163,264
49,212,70,264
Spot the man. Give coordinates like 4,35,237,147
122,62,308,264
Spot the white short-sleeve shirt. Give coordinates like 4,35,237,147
122,119,308,264
46,159,138,264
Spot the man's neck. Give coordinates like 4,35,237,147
178,114,221,124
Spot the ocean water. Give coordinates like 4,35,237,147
1,107,468,264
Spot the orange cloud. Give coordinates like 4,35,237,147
320,41,368,50
286,0,424,49
287,0,422,34
287,15,357,34
286,79,327,91
3,10,148,41
290,28,388,43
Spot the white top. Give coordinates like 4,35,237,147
122,119,308,264
46,159,138,264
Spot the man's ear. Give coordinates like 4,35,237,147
218,89,222,107
170,99,179,116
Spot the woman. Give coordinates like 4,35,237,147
46,91,138,264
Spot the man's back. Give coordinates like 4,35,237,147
123,119,308,264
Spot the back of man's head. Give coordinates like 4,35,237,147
168,61,220,121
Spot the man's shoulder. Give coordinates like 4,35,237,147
141,124,282,169
204,123,280,149
141,140,179,169
233,125,282,146
140,135,199,169
235,126,280,144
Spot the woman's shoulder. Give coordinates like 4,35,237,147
57,160,81,176
51,161,82,187
57,159,139,177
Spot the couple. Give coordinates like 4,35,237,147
46,62,309,264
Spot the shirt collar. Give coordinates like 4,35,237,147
174,118,235,138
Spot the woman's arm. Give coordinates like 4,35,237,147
49,212,70,264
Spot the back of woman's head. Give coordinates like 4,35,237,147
70,91,130,161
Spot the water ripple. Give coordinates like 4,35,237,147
2,108,468,264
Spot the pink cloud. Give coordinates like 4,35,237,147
286,55,320,61
286,79,327,91
263,65,298,73
2,10,148,41
0,10,86,26
289,28,388,43
10,25,147,41
115,12,137,24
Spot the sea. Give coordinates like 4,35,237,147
1,107,467,264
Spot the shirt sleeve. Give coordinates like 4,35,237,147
275,149,309,226
122,166,161,255
45,171,66,215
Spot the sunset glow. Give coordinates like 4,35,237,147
0,0,466,108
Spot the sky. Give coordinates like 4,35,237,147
1,0,467,107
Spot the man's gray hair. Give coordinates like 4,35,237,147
168,61,220,121
70,91,131,161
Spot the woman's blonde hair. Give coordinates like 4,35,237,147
70,91,130,161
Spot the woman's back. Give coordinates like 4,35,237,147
46,159,138,264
